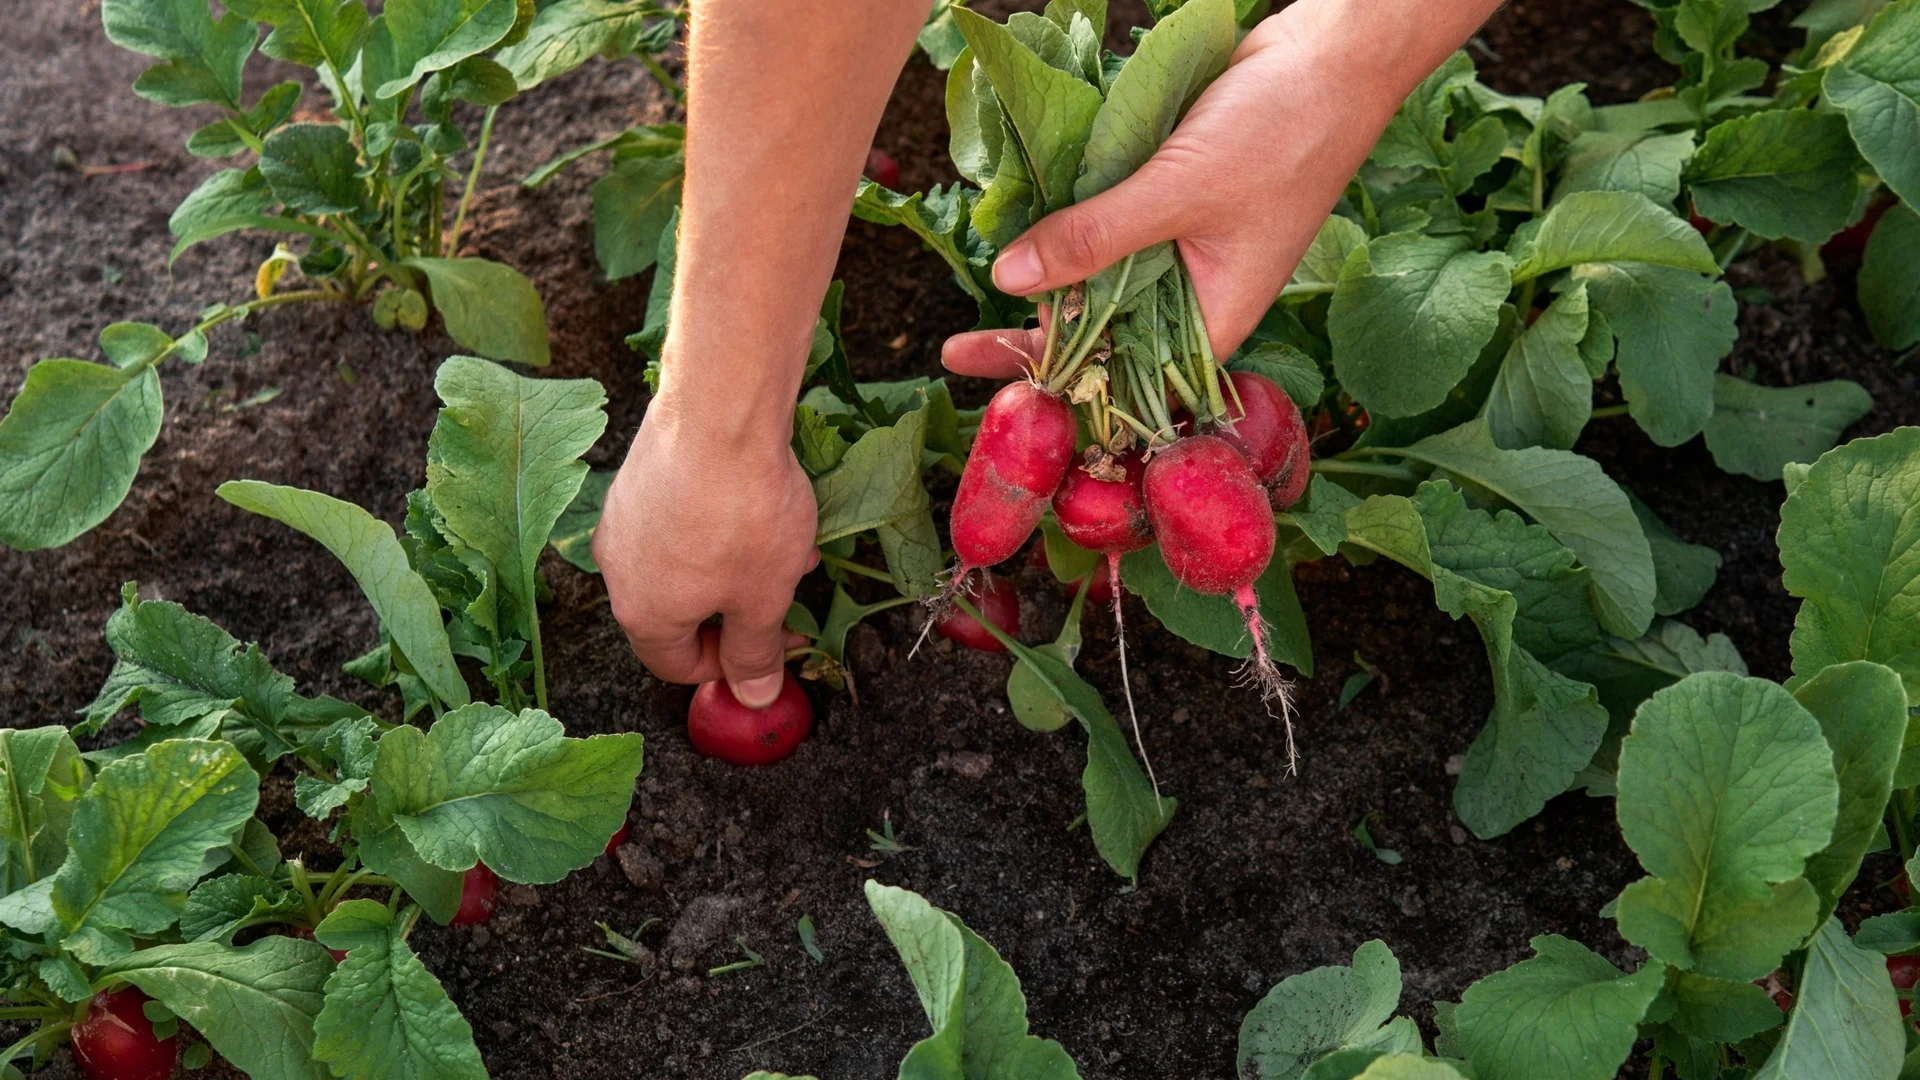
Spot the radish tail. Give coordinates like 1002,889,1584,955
911,563,977,658
1233,583,1299,774
1111,551,1161,810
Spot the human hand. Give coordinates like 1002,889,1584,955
945,0,1479,378
592,394,819,709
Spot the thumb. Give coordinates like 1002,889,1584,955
991,160,1195,296
718,601,794,709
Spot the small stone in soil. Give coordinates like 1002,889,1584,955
1444,754,1465,776
619,846,664,891
506,885,540,908
471,927,491,948
1449,825,1468,845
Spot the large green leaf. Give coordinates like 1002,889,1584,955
1860,201,1920,351
1453,936,1665,1080
1283,216,1369,301
402,258,550,367
179,874,302,942
0,359,163,552
1118,546,1312,673
1237,940,1421,1080
169,168,275,239
375,0,521,99
591,154,683,281
864,881,1081,1080
312,899,486,1080
1569,263,1737,447
1509,190,1719,282
952,7,1104,214
1684,109,1863,243
1553,620,1747,795
424,356,606,645
1369,51,1477,171
102,0,253,108
1614,673,1838,981
369,704,643,883
106,937,332,1080
1794,662,1909,930
224,0,369,72
0,728,90,895
259,123,368,216
1552,130,1696,206
548,467,612,574
1484,284,1594,452
216,480,470,708
1752,917,1906,1080
1328,234,1515,418
1824,0,1920,208
1777,427,1920,697
51,740,258,947
1074,0,1232,201
1414,481,1599,662
812,402,931,544
495,0,656,91
1703,375,1874,481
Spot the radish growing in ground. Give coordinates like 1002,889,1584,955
934,572,1021,652
604,820,632,857
865,148,900,189
1213,371,1309,510
1143,435,1295,767
70,988,178,1080
451,865,499,926
687,671,814,765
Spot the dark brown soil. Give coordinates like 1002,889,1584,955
2,2,1913,1079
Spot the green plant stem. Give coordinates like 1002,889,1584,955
1312,459,1419,482
1648,1050,1666,1080
1107,404,1159,446
0,1020,70,1070
0,1008,63,1021
119,289,339,383
638,51,684,103
1591,404,1630,419
531,604,549,714
445,106,500,257
334,216,402,278
1039,288,1065,378
1047,254,1136,394
1162,361,1203,419
287,860,326,928
820,553,894,583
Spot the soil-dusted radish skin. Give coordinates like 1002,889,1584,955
1143,436,1276,596
71,988,178,1080
688,672,814,766
451,864,498,926
1216,371,1310,511
935,573,1021,652
950,381,1077,572
1053,453,1151,554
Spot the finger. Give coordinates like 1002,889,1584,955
718,600,797,709
623,621,724,686
990,158,1200,296
941,325,1047,379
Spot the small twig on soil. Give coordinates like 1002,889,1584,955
728,1010,832,1054
571,977,654,1004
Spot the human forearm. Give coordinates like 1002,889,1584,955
655,0,926,449
1254,0,1507,117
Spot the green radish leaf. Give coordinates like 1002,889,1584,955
38,955,93,1003
1230,343,1325,412
1483,283,1595,452
1414,481,1598,663
1794,661,1908,930
402,258,551,367
919,0,971,70
1614,673,1838,981
1683,110,1862,243
216,480,470,707
100,323,175,369
1341,1056,1466,1080
1283,475,1359,559
1857,910,1920,953
369,703,644,883
863,881,1082,1080
0,727,90,896
1453,935,1665,1080
1859,201,1920,351
591,154,683,281
1778,427,1920,697
945,45,1000,188
258,123,368,216
496,0,656,91
1703,375,1874,482
1328,234,1515,418
51,739,259,944
1666,972,1784,1043
1552,130,1696,207
951,6,1104,214
347,807,465,924
1794,0,1888,49
1751,917,1906,1079
1369,51,1476,171
104,938,332,1080
1569,263,1737,448
375,0,521,99
426,356,607,644
0,359,163,552
1823,0,1920,208
446,54,517,105
1236,940,1421,1080
169,168,275,239
812,401,931,544
224,0,370,72
1509,190,1719,282
313,899,487,1080
1009,577,1089,734
877,508,943,598
1394,419,1655,639
1118,545,1312,674
1039,516,1102,583
1282,215,1368,301
102,0,253,109
292,717,378,821
1074,0,1232,202
1626,493,1722,617
168,212,341,265
549,467,613,574
178,875,302,942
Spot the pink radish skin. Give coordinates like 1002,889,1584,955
950,381,1077,571
1216,371,1310,511
1052,453,1151,555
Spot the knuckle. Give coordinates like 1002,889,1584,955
1055,210,1113,274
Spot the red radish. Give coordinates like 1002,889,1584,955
935,573,1021,652
292,926,348,962
71,988,178,1080
1214,371,1310,510
450,865,498,926
865,148,900,190
1052,452,1151,555
948,381,1076,577
1824,196,1892,260
604,820,631,857
1890,955,1920,1017
1143,435,1297,767
688,672,814,766
1688,203,1713,236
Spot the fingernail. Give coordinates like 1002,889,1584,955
994,242,1044,294
732,673,784,709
